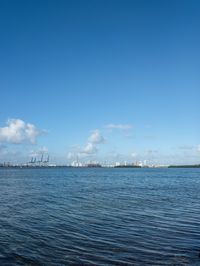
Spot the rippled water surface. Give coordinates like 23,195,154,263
0,168,200,265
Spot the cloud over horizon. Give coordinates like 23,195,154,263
88,130,105,144
68,130,105,159
81,142,98,155
0,119,44,144
80,130,105,156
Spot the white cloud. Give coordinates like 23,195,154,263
197,145,200,152
68,129,105,159
81,142,97,155
105,123,132,130
80,130,104,156
88,130,105,144
0,119,44,144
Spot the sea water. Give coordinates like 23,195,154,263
0,167,200,265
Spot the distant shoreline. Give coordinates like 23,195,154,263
0,165,200,169
168,164,200,168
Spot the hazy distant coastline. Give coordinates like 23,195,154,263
0,164,200,169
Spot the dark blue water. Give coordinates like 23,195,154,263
0,168,200,265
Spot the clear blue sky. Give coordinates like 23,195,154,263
0,0,199,164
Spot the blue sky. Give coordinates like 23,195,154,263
0,0,199,164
